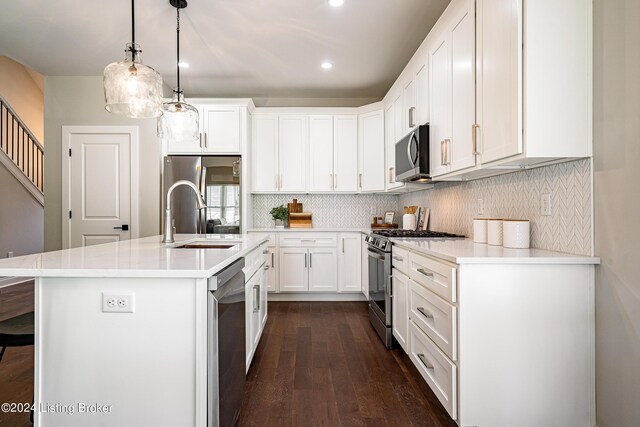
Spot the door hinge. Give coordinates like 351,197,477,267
69,210,72,219
69,148,72,156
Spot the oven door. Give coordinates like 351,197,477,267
368,246,391,325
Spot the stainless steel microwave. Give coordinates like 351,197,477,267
395,124,431,182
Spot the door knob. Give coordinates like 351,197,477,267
113,225,129,231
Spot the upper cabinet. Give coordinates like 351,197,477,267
333,115,359,192
308,115,334,192
429,0,476,177
251,115,279,192
358,109,385,192
165,101,250,155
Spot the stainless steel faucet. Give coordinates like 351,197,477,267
163,180,206,244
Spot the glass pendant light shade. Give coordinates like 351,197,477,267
104,43,163,118
158,91,199,142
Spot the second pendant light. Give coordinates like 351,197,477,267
158,0,199,143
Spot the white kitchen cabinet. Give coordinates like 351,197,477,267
279,247,308,292
415,63,429,127
266,247,278,292
246,264,263,370
361,234,369,298
251,114,279,192
308,115,334,192
307,115,358,193
385,98,404,191
278,115,307,192
429,0,476,177
358,109,385,192
391,268,409,352
333,115,359,193
201,106,241,154
259,264,268,329
402,78,416,136
308,248,338,292
338,233,362,292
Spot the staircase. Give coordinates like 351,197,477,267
0,96,44,205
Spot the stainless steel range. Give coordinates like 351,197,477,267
365,229,465,348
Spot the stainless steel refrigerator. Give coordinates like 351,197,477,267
163,156,241,235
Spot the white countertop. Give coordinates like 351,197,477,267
391,238,601,265
0,234,270,279
248,227,369,233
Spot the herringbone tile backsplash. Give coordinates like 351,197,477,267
251,159,592,256
399,159,593,255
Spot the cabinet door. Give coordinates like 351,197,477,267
385,101,403,190
259,267,268,333
449,0,477,172
308,115,334,192
338,234,362,292
333,115,359,193
392,269,409,352
267,247,278,292
279,248,308,292
165,109,203,154
278,115,307,192
403,78,416,135
415,63,429,126
361,235,369,297
477,0,522,164
308,248,338,292
203,106,241,154
251,115,278,192
246,273,260,369
358,110,385,192
429,33,452,177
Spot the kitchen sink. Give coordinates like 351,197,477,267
171,239,242,250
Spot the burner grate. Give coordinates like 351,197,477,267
373,229,465,239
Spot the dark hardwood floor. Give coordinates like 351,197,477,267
0,285,455,427
0,281,35,427
239,302,456,427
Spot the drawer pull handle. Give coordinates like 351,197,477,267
417,353,434,370
263,265,269,270
417,307,434,319
393,256,404,261
417,268,434,278
301,239,317,243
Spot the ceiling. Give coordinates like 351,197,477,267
0,0,451,105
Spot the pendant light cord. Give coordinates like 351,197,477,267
131,0,136,50
176,7,181,93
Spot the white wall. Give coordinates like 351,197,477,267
593,1,640,426
0,163,43,258
44,76,160,251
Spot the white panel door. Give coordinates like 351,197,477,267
308,115,334,192
308,248,338,292
385,103,402,190
67,130,133,248
251,115,278,192
267,247,278,292
358,110,385,192
278,115,307,192
477,0,522,164
361,235,369,297
203,106,241,153
403,78,416,135
333,115,359,193
279,248,308,292
338,234,362,292
392,269,409,352
415,62,429,126
449,0,477,172
430,34,452,177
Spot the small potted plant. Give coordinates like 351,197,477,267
270,205,289,229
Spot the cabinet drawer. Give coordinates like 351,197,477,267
409,280,457,360
408,252,457,303
278,233,337,247
409,321,457,420
247,232,277,247
392,245,409,275
244,243,268,280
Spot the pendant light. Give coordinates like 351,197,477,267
103,0,163,118
158,0,199,143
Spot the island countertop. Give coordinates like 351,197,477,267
0,234,270,278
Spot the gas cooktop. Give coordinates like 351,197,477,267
372,229,466,239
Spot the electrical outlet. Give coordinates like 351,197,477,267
6,251,13,258
102,292,135,313
541,193,552,216
477,199,484,216
370,206,376,215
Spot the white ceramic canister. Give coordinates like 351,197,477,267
402,213,417,230
487,219,504,246
473,219,488,243
503,220,531,249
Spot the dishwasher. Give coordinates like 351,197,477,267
207,258,245,427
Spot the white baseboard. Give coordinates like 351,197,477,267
267,292,367,302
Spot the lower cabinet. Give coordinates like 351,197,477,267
308,248,338,292
338,233,362,292
279,247,338,292
279,248,309,292
245,248,268,371
391,268,409,352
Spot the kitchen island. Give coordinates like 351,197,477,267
0,233,270,427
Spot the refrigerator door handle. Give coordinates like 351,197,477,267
199,166,207,234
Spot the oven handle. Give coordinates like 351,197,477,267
367,248,387,261
387,275,393,297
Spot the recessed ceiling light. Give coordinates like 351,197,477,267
328,0,344,7
178,62,189,68
321,62,333,70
